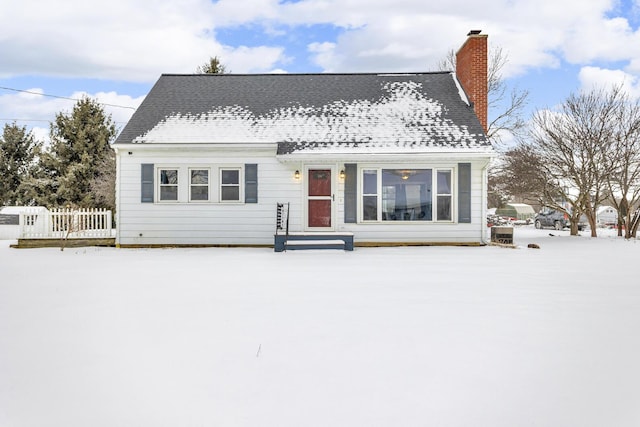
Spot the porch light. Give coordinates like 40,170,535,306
294,170,301,180
402,173,409,180
339,169,345,180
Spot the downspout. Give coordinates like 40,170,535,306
114,147,121,247
481,160,489,245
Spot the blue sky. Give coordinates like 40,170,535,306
1,0,639,144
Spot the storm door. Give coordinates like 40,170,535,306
307,168,333,229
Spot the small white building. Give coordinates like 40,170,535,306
495,203,536,223
597,205,618,227
0,206,47,240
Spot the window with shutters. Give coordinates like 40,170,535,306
362,170,378,221
436,170,452,221
220,168,241,202
159,169,179,201
149,165,252,204
360,167,454,222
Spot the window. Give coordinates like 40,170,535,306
149,165,253,204
362,170,378,221
159,169,178,201
220,168,240,202
436,170,452,221
190,169,209,201
360,168,453,222
26,215,37,226
382,169,432,221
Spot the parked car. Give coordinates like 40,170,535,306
534,208,585,231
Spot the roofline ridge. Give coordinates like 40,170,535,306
159,71,454,77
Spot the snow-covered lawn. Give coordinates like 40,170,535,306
1,227,639,427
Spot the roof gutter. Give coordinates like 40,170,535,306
276,150,495,162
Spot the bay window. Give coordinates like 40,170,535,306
361,168,453,222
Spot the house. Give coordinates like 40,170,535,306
596,205,618,227
112,31,494,248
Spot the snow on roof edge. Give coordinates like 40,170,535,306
452,73,471,106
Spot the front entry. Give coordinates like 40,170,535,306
307,168,333,229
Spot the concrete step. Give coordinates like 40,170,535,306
284,239,346,250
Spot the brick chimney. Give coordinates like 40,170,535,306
456,30,488,133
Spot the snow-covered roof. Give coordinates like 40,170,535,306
596,205,616,215
114,73,491,155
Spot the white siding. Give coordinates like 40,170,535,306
0,225,19,240
116,147,490,246
334,159,488,244
116,146,303,246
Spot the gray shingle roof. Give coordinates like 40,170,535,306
114,72,491,154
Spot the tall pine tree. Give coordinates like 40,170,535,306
35,97,117,210
0,123,41,206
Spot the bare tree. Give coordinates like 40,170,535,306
529,86,624,236
490,142,550,207
196,56,229,74
438,46,529,146
604,91,640,238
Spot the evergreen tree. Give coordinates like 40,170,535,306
35,97,117,210
196,56,229,74
0,122,41,205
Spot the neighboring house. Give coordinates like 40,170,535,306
112,31,494,248
597,205,618,227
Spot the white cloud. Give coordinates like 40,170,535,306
578,66,640,98
308,42,339,71
3,0,639,81
561,17,640,64
204,0,640,82
219,45,288,73
2,0,640,134
0,0,287,81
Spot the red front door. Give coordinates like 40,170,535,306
308,169,332,228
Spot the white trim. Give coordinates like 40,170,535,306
115,150,122,244
481,162,489,244
151,164,248,205
157,167,180,203
435,168,454,222
188,167,211,203
113,143,277,152
219,167,243,203
277,151,495,162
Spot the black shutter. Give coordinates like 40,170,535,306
141,163,154,203
344,163,357,223
245,164,258,203
458,163,471,223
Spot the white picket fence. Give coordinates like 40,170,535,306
19,207,113,239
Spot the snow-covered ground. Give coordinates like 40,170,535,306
1,227,639,427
